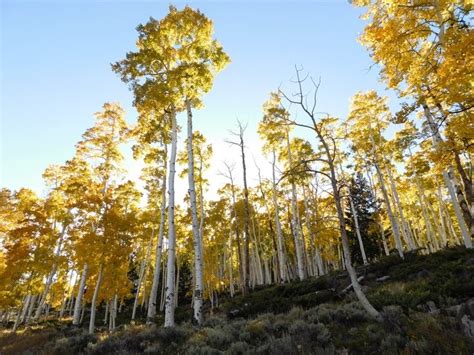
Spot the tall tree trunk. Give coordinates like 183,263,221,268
73,263,88,325
147,151,167,324
272,150,286,282
104,300,109,325
25,294,37,325
185,100,204,326
311,181,326,275
369,132,404,258
238,126,251,295
453,151,474,236
164,109,178,327
286,132,305,280
374,162,404,258
386,168,416,250
302,185,316,275
88,265,103,334
422,103,472,248
133,231,153,320
13,294,30,331
256,161,281,283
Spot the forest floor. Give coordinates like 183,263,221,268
1,247,474,354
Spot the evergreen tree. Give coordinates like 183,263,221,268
345,173,383,265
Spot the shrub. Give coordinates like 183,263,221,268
245,319,268,339
204,327,234,350
264,335,297,355
224,340,251,354
332,302,369,324
52,332,97,354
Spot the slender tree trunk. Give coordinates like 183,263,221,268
164,109,178,327
423,103,472,248
132,230,153,321
438,186,459,245
79,300,86,324
160,264,166,312
250,215,264,285
109,294,117,331
427,198,445,248
73,263,88,325
25,294,37,325
185,100,204,326
373,161,404,258
272,150,286,282
59,296,67,319
256,161,281,283
13,294,30,331
311,181,326,275
147,151,167,324
417,183,439,252
88,265,103,334
302,186,315,276
239,130,251,295
132,261,146,321
386,168,416,250
369,130,404,258
286,132,305,280
228,237,235,297
224,163,245,292
104,300,109,325
454,151,474,235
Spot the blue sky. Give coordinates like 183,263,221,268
1,0,397,199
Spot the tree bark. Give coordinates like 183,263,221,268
286,132,305,280
272,150,286,282
72,263,88,325
386,168,416,250
423,103,472,248
185,100,204,326
147,150,167,324
88,265,103,334
164,109,178,327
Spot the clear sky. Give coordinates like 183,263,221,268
1,0,398,201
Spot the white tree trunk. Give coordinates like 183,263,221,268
386,168,416,250
133,232,153,321
147,152,167,323
25,294,37,325
164,109,178,328
423,103,472,248
272,150,286,282
374,161,404,258
185,100,204,326
368,129,404,258
88,265,103,334
13,294,30,331
73,263,88,325
286,133,305,280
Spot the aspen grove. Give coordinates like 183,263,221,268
1,3,473,336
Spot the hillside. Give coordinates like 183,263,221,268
2,247,474,354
